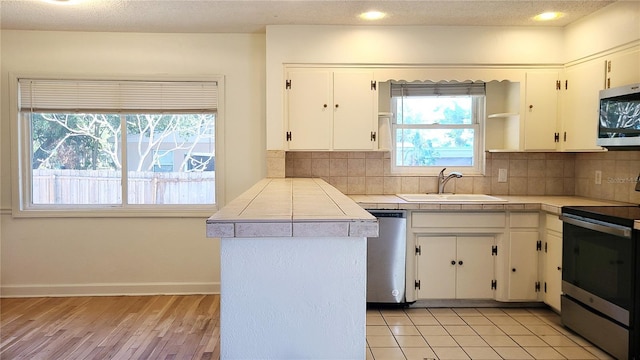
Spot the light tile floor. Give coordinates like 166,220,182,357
365,307,615,360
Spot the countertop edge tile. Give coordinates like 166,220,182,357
349,194,634,213
207,178,377,238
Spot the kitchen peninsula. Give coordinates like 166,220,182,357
206,178,378,360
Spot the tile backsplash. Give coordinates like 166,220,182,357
268,150,640,204
574,151,640,204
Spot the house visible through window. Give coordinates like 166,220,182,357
390,81,485,175
153,150,175,172
17,78,218,210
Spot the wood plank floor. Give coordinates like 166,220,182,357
0,295,220,360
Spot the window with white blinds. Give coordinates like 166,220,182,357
18,79,218,113
15,77,220,214
390,81,486,97
389,81,485,176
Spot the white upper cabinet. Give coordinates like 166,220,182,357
559,59,606,151
286,70,333,150
557,44,639,151
285,68,377,151
332,71,378,150
523,72,560,151
605,46,640,89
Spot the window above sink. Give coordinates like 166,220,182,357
386,81,486,176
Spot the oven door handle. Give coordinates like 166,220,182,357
560,215,632,238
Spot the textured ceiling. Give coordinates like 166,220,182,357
0,0,617,34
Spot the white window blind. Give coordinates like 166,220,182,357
18,79,218,113
391,81,486,97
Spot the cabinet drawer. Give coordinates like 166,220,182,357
411,212,505,228
545,213,563,233
510,212,539,228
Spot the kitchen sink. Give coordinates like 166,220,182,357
397,193,507,202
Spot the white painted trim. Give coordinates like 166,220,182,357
564,40,640,67
0,282,220,298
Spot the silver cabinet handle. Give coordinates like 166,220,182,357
560,214,631,238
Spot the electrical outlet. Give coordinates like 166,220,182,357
498,168,508,183
595,170,602,185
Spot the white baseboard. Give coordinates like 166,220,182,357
0,282,220,298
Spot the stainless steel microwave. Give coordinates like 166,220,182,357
597,83,640,148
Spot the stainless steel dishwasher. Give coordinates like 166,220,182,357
366,210,407,304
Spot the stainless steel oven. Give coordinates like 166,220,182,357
561,206,640,360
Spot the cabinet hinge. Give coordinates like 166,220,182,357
536,240,542,251
491,280,497,290
554,132,559,143
556,80,561,90
371,81,377,91
535,281,541,292
491,245,498,256
544,282,547,293
544,242,548,253
285,79,292,89
415,280,421,290
371,131,377,142
286,131,292,141
415,245,421,255
607,60,612,73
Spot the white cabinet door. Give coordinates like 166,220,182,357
607,47,640,88
286,69,377,151
286,70,333,150
544,229,563,312
524,72,559,151
333,71,377,150
508,231,540,301
456,236,496,299
416,235,494,300
559,60,605,151
416,236,457,299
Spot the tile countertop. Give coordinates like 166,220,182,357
206,178,378,238
349,194,634,215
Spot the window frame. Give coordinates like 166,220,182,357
389,83,486,176
10,73,225,218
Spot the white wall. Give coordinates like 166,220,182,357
2,1,638,298
564,1,640,62
265,25,565,150
0,30,266,296
221,237,366,359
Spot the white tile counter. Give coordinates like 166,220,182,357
207,178,378,238
207,178,378,360
349,194,632,215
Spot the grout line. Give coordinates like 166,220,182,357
366,307,608,360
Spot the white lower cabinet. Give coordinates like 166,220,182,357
508,231,540,300
408,211,505,301
407,210,549,303
506,212,542,301
543,213,563,312
416,235,496,299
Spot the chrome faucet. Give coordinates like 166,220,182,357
437,168,463,194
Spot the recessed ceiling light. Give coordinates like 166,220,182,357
359,11,386,21
533,12,564,21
